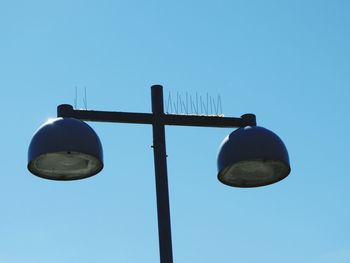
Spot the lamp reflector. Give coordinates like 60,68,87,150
218,159,290,188
28,151,102,180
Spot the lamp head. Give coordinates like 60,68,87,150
28,118,103,180
217,126,290,188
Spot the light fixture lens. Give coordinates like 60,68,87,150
28,151,103,180
218,159,290,187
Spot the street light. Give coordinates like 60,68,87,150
28,117,103,180
217,126,290,187
27,85,291,263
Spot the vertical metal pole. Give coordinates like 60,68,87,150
151,85,174,263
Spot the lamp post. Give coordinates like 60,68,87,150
28,85,291,263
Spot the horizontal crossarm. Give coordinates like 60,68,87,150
57,104,256,128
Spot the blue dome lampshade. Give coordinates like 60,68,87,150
28,118,103,180
217,126,290,188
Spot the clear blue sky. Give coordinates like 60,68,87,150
1,0,350,262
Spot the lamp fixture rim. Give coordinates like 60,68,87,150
217,158,291,188
28,151,104,181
